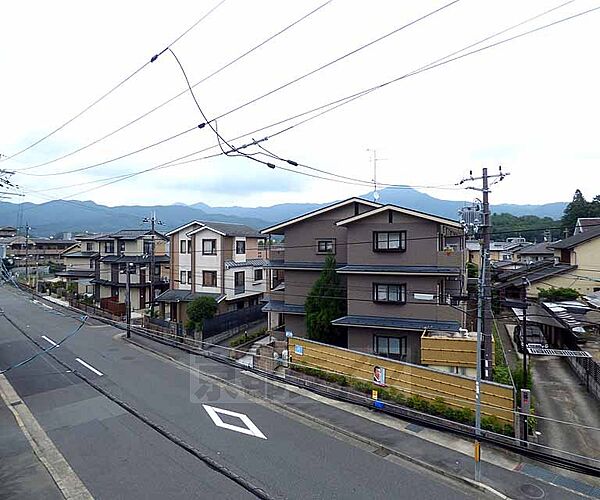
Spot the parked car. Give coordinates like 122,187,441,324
514,324,548,353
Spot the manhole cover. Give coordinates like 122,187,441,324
520,484,545,499
372,447,390,458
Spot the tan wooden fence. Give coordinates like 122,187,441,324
289,338,514,424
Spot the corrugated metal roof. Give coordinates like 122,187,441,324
261,300,305,315
224,258,269,269
155,289,225,303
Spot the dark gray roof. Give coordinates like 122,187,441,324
577,217,600,231
225,258,269,269
550,227,600,249
55,270,95,278
495,264,577,289
515,242,555,256
155,289,225,303
266,260,343,270
331,315,460,332
261,300,305,315
338,264,460,275
100,255,169,264
193,221,262,238
110,229,168,240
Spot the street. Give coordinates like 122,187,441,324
0,286,474,500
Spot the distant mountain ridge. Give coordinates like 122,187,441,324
0,187,567,237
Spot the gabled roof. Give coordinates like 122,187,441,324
549,226,600,250
110,229,167,241
335,204,462,229
515,241,555,256
165,221,203,237
575,217,600,234
260,198,381,235
187,221,262,238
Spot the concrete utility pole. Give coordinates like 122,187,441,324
24,223,30,287
122,262,136,339
521,276,529,443
474,249,488,482
143,212,163,318
459,167,509,379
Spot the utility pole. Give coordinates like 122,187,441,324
474,249,487,482
143,212,163,318
521,276,529,444
123,262,135,339
459,167,509,379
24,223,30,288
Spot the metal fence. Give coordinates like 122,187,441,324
569,355,600,401
203,304,265,338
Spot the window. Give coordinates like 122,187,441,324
180,270,186,285
374,335,407,361
236,240,246,254
254,269,263,281
187,240,192,254
316,239,335,254
373,283,406,303
203,271,217,287
234,271,245,294
119,241,125,254
202,239,217,255
143,240,152,255
180,240,187,254
86,242,93,251
373,231,406,252
187,271,192,284
154,264,160,277
104,241,114,253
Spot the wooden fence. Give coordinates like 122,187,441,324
289,338,514,424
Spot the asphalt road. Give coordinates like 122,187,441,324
0,286,475,500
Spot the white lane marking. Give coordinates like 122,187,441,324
202,404,266,439
75,358,104,376
41,335,58,347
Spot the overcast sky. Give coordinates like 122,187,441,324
1,0,599,209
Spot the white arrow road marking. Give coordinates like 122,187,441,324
75,358,103,376
202,404,267,440
41,335,58,347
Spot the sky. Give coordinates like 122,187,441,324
1,0,599,209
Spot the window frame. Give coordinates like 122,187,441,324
187,271,192,284
180,270,186,285
316,238,335,254
202,270,217,287
202,239,217,256
235,240,246,255
180,240,187,255
373,231,407,252
187,239,193,254
254,269,263,281
373,335,407,361
234,271,245,294
373,283,407,304
86,242,93,252
104,241,114,254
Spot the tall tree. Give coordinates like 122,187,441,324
186,296,217,332
305,254,346,345
561,189,591,235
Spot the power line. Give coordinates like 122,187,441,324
11,0,335,173
18,1,598,196
1,0,228,164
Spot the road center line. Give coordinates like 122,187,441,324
75,358,103,376
41,335,58,347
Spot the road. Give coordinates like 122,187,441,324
0,286,474,500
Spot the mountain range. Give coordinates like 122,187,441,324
0,187,567,237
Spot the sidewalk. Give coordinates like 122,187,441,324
0,394,63,499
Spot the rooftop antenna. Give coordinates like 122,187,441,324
367,149,387,202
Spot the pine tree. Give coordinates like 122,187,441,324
305,254,346,344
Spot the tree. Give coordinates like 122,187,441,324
561,189,591,234
538,287,580,301
186,296,217,332
305,254,346,345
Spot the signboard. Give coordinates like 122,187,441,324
285,331,294,338
373,365,386,386
294,344,304,356
521,389,531,414
371,389,378,400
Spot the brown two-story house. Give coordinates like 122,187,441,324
262,198,467,364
